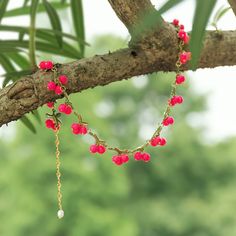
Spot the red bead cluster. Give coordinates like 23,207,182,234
45,118,59,131
39,61,54,70
134,152,151,162
40,19,191,167
172,18,191,85
46,73,69,95
90,144,106,154
169,95,184,106
162,116,174,126
150,136,167,146
58,104,72,115
47,81,63,95
173,19,190,44
71,123,88,135
112,154,129,165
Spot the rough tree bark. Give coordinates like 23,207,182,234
0,0,236,127
228,0,236,16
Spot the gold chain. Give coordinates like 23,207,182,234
54,129,63,211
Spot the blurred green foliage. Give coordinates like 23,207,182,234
0,35,236,236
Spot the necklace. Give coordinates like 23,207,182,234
39,19,191,219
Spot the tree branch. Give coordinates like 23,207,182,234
0,0,236,127
108,0,155,34
0,30,236,127
228,0,236,16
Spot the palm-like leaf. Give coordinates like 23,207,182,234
190,0,217,69
70,0,85,55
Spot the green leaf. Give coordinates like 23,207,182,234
0,53,15,72
0,54,16,86
7,53,31,69
1,69,32,79
37,28,89,45
23,0,30,7
213,5,231,23
0,40,81,59
43,0,63,48
31,110,42,124
0,25,89,45
18,31,25,41
190,0,217,69
1,69,32,87
0,45,23,53
0,0,9,23
159,0,185,14
70,0,85,56
29,0,39,67
34,31,82,57
20,116,37,134
4,2,69,18
131,9,162,42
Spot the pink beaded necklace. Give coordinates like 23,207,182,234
39,19,191,219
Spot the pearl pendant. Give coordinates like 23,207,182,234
57,209,64,219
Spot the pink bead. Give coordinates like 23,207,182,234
169,97,177,106
97,145,106,154
45,119,59,130
90,144,98,154
64,105,72,115
121,154,129,163
55,86,63,95
45,119,54,129
159,137,167,146
58,104,67,113
72,128,80,135
176,75,185,85
172,19,179,26
80,125,88,135
180,52,191,64
39,61,46,70
176,96,184,104
46,102,54,108
180,54,187,64
178,30,186,40
47,81,56,91
134,151,143,161
71,123,80,134
142,152,151,162
150,138,158,146
59,75,68,85
183,34,190,44
44,61,53,70
112,155,123,165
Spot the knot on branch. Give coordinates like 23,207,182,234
130,22,178,51
7,76,39,108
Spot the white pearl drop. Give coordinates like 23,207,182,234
57,209,64,219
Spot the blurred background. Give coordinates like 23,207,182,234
1,0,236,235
